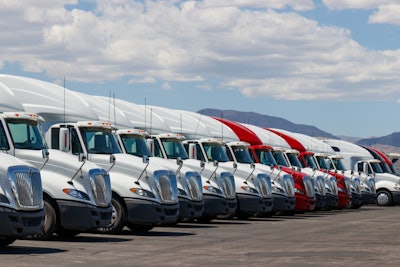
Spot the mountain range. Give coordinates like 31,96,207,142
197,108,400,153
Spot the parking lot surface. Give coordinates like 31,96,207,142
2,205,400,266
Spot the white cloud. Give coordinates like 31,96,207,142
369,5,400,25
322,0,393,10
1,0,400,102
161,82,172,90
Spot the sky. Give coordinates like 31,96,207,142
1,0,400,138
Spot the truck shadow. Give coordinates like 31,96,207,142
0,246,66,255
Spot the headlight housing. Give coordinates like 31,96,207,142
203,185,222,194
130,188,156,198
63,188,90,201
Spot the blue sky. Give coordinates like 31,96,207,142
1,0,400,138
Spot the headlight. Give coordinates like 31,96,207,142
130,188,156,198
295,188,305,195
240,186,258,194
178,188,187,196
203,185,222,194
272,186,285,193
338,187,346,193
63,189,90,201
0,193,10,204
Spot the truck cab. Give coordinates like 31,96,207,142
324,139,398,206
150,133,237,222
116,129,204,221
46,121,179,234
0,112,112,239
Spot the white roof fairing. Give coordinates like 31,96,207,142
0,74,99,123
241,123,291,149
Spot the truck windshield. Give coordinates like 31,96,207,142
160,138,188,160
119,134,151,157
271,151,290,167
203,142,229,162
286,152,302,168
315,155,329,169
330,157,346,171
229,145,253,164
254,149,276,166
303,154,318,169
370,161,384,174
6,119,46,150
80,127,121,154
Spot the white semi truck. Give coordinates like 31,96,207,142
0,112,112,239
323,139,397,206
0,153,45,246
116,129,204,220
46,121,180,233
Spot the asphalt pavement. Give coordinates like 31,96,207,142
1,205,400,266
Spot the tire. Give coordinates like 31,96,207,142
376,190,393,206
126,223,154,234
40,198,58,240
0,237,16,247
96,195,126,234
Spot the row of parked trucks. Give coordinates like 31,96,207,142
1,74,400,246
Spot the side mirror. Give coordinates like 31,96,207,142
42,148,49,160
188,143,197,159
59,127,70,152
146,139,155,156
110,154,116,164
142,155,149,164
78,153,86,162
176,157,183,166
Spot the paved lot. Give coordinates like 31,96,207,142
2,205,400,266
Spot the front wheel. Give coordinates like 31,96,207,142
376,190,393,206
41,198,58,240
0,237,16,247
96,195,126,234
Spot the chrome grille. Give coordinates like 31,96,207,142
155,170,178,204
220,172,236,199
328,176,338,196
303,176,315,198
344,177,352,196
368,178,376,194
316,176,326,196
9,166,43,210
89,169,112,206
283,175,295,197
257,174,272,198
186,172,203,201
352,178,361,195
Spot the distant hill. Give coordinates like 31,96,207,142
197,109,338,139
356,132,400,153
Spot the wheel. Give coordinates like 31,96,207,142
126,223,154,234
376,190,393,206
96,195,125,234
40,198,58,240
0,237,16,247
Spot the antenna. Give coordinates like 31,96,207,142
113,93,116,126
144,98,147,132
149,107,153,135
108,91,111,123
63,77,66,124
220,111,224,141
